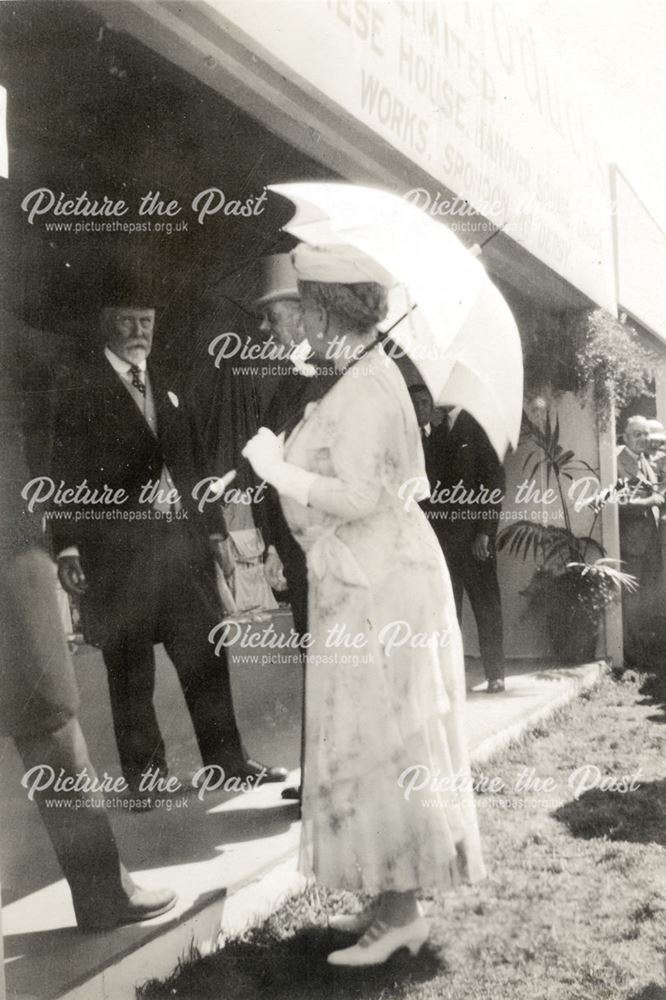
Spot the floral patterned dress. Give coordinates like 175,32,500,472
281,345,485,894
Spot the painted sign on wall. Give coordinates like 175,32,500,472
214,0,615,310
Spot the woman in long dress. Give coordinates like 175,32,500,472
243,243,485,967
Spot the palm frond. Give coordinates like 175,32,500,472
497,520,578,566
566,559,638,594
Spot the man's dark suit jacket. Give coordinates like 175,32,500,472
256,366,335,636
616,445,660,558
421,409,505,546
50,353,225,646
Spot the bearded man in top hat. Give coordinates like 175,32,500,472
50,268,286,794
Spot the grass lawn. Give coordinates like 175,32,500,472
138,670,666,1000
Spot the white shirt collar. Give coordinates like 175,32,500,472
290,339,316,378
104,346,147,374
448,406,462,428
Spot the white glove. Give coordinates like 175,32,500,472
242,427,285,481
242,427,316,506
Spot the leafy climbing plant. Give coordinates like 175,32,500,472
574,309,656,428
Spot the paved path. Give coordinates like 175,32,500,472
0,607,604,999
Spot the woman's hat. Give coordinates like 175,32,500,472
291,242,395,285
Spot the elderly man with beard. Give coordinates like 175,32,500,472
50,270,286,799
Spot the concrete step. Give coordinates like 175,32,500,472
1,655,605,999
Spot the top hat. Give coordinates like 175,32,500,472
91,264,162,311
252,254,299,308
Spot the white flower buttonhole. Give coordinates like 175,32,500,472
167,391,179,408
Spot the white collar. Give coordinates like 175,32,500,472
104,346,147,374
448,406,462,428
290,339,316,378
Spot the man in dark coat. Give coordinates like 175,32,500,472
412,387,507,692
50,275,286,791
0,309,176,930
252,254,331,635
616,415,663,661
249,255,335,802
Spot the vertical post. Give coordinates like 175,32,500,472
598,402,623,666
0,863,6,1000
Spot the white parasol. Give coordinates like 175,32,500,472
269,182,523,459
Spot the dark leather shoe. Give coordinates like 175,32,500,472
119,785,157,812
223,757,288,784
79,887,177,931
486,679,506,694
121,767,170,809
122,797,155,812
281,784,302,801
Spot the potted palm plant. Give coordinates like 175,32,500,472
497,411,637,663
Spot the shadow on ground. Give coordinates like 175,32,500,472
627,986,666,1000
554,779,666,846
638,672,666,724
138,924,447,1000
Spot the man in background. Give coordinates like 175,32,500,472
412,385,507,693
645,417,666,484
616,415,663,663
50,271,286,794
253,254,321,634
251,254,334,801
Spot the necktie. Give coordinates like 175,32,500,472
129,365,146,396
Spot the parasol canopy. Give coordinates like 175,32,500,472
269,182,523,459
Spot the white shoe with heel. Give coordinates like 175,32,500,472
327,910,429,966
